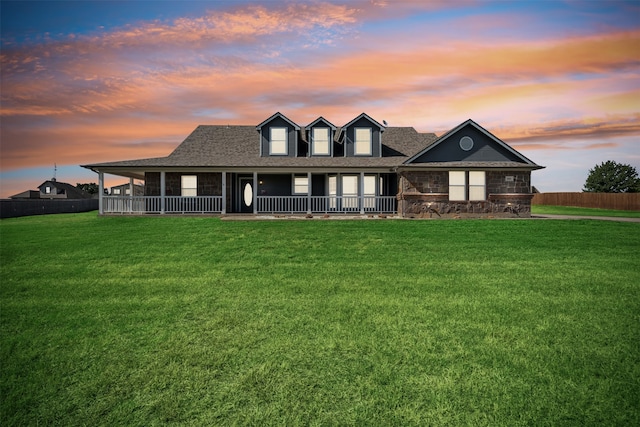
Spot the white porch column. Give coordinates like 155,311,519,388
129,177,134,213
359,172,365,215
253,172,258,214
221,172,227,214
160,171,166,214
307,172,312,214
98,172,104,215
336,173,341,212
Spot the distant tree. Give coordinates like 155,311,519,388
583,161,640,193
76,183,99,195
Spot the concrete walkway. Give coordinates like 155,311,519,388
531,214,640,223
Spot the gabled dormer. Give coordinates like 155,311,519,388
305,117,336,157
342,113,385,157
256,112,300,157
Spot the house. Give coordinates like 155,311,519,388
110,182,144,196
9,179,94,200
81,112,543,217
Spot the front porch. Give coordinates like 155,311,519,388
102,195,397,214
98,171,398,215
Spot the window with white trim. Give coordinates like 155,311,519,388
449,171,466,201
329,175,337,209
270,127,288,155
45,186,51,194
181,175,197,197
354,128,372,155
113,188,121,195
469,171,486,201
312,127,330,156
342,175,359,208
449,171,486,201
293,175,309,194
363,175,376,209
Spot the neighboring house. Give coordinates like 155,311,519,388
82,112,544,217
110,183,144,196
9,179,94,200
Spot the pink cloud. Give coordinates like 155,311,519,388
1,2,639,180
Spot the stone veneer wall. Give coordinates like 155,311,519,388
398,170,533,218
144,172,222,196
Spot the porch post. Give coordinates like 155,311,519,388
253,172,258,214
359,171,365,215
307,172,312,214
160,171,166,214
221,172,226,214
98,172,104,215
337,173,341,212
129,177,134,213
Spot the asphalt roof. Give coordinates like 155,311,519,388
82,122,543,172
84,126,438,169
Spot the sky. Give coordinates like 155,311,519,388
1,0,639,197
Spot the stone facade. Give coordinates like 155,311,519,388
398,170,533,218
486,171,530,194
145,172,222,196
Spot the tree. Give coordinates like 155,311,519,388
583,161,640,193
76,182,99,195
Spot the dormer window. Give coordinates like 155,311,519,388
270,127,288,155
354,128,372,156
312,127,330,156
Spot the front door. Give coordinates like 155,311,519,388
239,177,254,213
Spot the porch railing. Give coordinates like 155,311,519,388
257,196,397,214
103,196,223,214
103,195,396,214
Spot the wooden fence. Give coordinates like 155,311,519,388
531,192,640,211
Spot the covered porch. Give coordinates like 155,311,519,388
97,170,397,215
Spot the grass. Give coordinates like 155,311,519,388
532,204,640,217
1,212,639,426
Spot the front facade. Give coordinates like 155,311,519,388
82,113,543,217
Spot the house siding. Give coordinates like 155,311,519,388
411,125,523,163
145,172,222,196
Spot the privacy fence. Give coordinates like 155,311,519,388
0,199,99,219
531,192,640,211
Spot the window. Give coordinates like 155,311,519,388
293,175,309,194
469,171,486,201
449,171,466,201
270,127,288,155
113,188,121,195
354,128,372,155
125,188,131,195
181,175,197,197
449,171,486,201
312,127,330,155
45,186,51,194
363,175,376,209
329,175,337,209
342,175,358,208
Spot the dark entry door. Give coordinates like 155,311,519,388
239,177,254,213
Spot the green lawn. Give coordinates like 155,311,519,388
1,213,639,426
532,204,640,217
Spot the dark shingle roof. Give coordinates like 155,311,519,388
84,126,437,170
41,181,94,198
401,161,544,169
